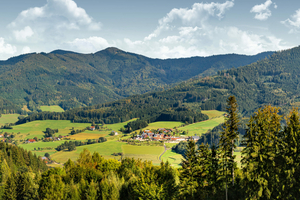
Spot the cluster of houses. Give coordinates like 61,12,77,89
134,129,200,142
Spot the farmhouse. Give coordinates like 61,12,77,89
26,139,36,143
90,126,95,131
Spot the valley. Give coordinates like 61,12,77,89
0,109,226,167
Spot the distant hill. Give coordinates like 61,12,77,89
0,47,273,113
16,45,300,125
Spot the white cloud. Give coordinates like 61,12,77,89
13,26,34,42
250,0,273,21
144,1,234,41
116,1,285,59
282,9,300,33
8,0,101,40
67,37,111,53
0,38,17,60
22,46,31,54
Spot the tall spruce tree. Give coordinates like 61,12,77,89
281,108,300,199
219,95,239,199
242,105,282,199
180,139,201,199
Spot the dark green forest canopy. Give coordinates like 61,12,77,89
0,47,273,113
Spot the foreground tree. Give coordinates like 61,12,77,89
242,105,282,199
219,96,240,199
281,108,300,199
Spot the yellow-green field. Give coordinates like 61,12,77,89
201,110,226,119
165,143,178,148
67,131,106,140
143,121,184,130
19,140,67,157
40,105,64,112
122,145,164,165
51,141,125,163
161,150,183,168
0,114,20,125
178,116,225,136
4,120,91,140
19,141,66,151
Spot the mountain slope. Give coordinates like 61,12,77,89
0,47,273,112
16,45,300,125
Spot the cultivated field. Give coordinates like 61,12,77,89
0,114,20,125
40,105,64,112
3,120,91,140
51,141,125,163
19,141,66,157
201,110,226,119
143,121,184,130
122,145,164,165
178,115,225,136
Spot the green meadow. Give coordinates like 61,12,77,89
178,116,225,136
19,140,67,157
40,105,64,112
122,145,164,165
3,120,91,140
143,121,184,130
161,150,183,168
201,110,226,119
51,141,125,163
0,114,20,125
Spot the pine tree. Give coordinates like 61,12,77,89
242,105,282,199
219,95,239,199
179,139,201,199
3,174,17,200
281,108,300,199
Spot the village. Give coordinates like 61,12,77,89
133,128,200,143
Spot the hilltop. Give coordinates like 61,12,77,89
0,47,273,113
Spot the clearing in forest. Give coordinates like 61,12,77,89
0,114,20,126
40,105,64,112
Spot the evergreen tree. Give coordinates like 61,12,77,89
179,139,201,199
219,95,239,199
242,105,282,199
3,174,17,200
281,108,300,199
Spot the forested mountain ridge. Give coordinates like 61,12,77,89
16,45,300,125
0,47,273,113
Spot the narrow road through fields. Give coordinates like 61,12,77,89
159,144,167,162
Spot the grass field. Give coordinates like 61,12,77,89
19,140,66,157
51,141,125,163
201,110,226,119
122,145,164,164
0,114,20,125
40,105,64,112
161,150,183,168
165,143,178,148
178,116,225,136
68,130,106,140
143,121,184,130
3,120,91,140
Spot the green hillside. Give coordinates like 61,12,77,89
0,47,273,113
16,45,300,126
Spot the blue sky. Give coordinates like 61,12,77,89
0,0,300,60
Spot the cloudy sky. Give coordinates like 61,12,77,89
0,0,299,60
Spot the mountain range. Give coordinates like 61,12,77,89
15,45,300,126
0,47,273,113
